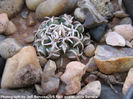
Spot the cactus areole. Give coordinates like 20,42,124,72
34,14,90,60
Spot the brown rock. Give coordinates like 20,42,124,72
123,68,133,95
84,44,95,57
38,56,47,67
26,13,36,26
94,45,133,74
114,24,133,41
5,21,17,35
106,32,126,47
85,74,97,84
1,46,42,88
0,13,9,34
24,35,34,44
60,61,86,95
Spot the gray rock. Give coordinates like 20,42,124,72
120,17,132,25
41,60,60,95
100,84,123,99
0,35,5,42
24,35,34,43
0,38,23,59
0,88,34,97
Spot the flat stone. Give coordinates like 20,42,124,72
106,32,126,47
77,81,101,98
123,68,133,95
60,61,86,95
94,45,133,74
1,46,42,88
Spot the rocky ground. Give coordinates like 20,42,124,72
0,0,133,99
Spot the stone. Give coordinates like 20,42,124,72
21,9,29,19
124,85,133,99
38,56,47,67
26,0,44,11
84,74,97,84
24,35,34,44
36,0,78,20
26,13,36,26
0,0,24,18
74,8,86,22
0,38,23,59
0,13,9,34
106,32,126,47
84,44,95,57
86,57,97,72
123,0,133,20
89,23,108,42
123,68,133,95
94,45,133,74
0,88,34,97
113,24,133,41
5,21,17,35
77,0,107,29
0,35,5,42
41,60,60,95
126,40,132,48
1,46,42,88
114,10,129,18
60,61,86,95
77,81,101,98
100,84,123,99
90,0,114,18
120,17,132,25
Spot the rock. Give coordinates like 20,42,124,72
0,0,24,18
84,44,95,57
124,85,133,99
0,38,23,59
41,60,60,95
0,57,6,77
89,23,108,42
100,84,123,99
60,61,86,95
120,17,132,25
74,8,86,22
1,46,42,88
106,32,126,47
21,9,29,19
0,35,5,42
123,68,133,95
36,0,78,20
90,0,114,18
77,81,101,98
84,74,97,84
94,45,133,74
5,21,17,35
86,57,97,72
77,0,107,29
38,56,47,67
0,88,34,97
113,24,133,41
24,35,34,44
123,0,133,20
26,13,36,26
0,13,9,34
26,0,44,11
114,10,129,18
126,40,132,48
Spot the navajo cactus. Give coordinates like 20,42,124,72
34,14,90,60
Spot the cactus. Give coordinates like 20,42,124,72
34,14,90,60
